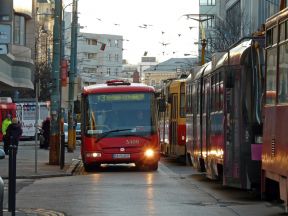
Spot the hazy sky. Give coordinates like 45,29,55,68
67,0,199,64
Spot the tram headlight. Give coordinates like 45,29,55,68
144,149,154,158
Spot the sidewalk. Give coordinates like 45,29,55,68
0,140,81,215
0,140,81,179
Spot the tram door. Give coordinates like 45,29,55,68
170,94,178,156
224,69,241,186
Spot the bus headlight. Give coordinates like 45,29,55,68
86,152,102,158
144,149,154,158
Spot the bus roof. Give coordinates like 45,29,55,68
82,80,155,95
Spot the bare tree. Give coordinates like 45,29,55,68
204,4,251,60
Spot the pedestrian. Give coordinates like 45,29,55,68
41,117,50,149
5,117,22,155
2,113,12,155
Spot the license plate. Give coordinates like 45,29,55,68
113,154,130,159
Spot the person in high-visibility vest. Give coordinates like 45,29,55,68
2,113,12,155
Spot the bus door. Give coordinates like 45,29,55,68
224,69,241,186
170,93,178,156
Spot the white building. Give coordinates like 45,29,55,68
77,33,123,86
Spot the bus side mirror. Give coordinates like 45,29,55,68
158,99,166,112
74,100,81,114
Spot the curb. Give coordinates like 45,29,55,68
1,159,81,180
3,208,66,215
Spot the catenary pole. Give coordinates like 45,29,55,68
49,0,62,165
68,0,78,152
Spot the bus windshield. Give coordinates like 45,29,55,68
84,92,157,137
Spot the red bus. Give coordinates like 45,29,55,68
80,80,160,171
0,97,16,141
262,7,288,208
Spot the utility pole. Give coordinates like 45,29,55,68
201,38,207,65
49,0,62,165
68,0,78,152
183,14,214,66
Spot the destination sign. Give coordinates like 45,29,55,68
96,94,145,102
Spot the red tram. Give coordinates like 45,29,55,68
186,37,265,189
262,7,288,208
159,77,187,163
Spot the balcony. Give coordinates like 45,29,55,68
0,44,34,90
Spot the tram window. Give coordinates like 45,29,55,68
266,47,277,105
273,27,278,44
286,21,288,39
280,22,286,42
220,83,224,110
278,43,288,104
266,29,273,46
215,74,220,111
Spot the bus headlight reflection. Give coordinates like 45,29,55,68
144,149,154,158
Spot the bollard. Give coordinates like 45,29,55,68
60,132,65,169
0,176,3,216
8,144,17,216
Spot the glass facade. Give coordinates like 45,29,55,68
13,15,26,45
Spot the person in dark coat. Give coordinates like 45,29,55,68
41,117,50,149
5,117,22,155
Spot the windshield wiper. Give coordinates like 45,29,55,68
95,129,133,143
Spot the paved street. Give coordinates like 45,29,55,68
0,140,81,215
0,141,286,216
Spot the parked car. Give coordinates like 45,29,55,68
64,123,81,143
64,123,68,143
76,123,81,140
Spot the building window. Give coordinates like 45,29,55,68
200,0,216,6
108,54,112,61
107,68,111,75
88,53,97,59
86,39,97,45
115,39,118,47
108,39,111,47
226,1,241,38
115,54,119,61
14,15,25,45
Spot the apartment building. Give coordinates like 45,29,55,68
0,0,35,92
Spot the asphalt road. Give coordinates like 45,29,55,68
9,157,286,216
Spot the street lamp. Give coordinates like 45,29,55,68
183,14,214,65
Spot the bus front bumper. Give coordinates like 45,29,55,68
83,149,160,165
